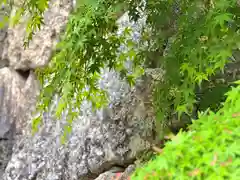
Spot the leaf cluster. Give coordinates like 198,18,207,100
148,0,240,123
0,0,49,47
5,0,240,149
131,81,240,179
32,0,145,141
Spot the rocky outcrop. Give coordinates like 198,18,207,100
0,68,39,133
0,0,73,178
1,0,72,70
94,164,135,180
0,67,39,177
0,1,156,179
3,70,155,180
0,5,10,68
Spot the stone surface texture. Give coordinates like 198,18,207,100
0,5,10,68
2,0,72,70
0,67,39,177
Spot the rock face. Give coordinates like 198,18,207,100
0,1,155,179
0,6,10,68
2,0,72,70
94,164,136,180
0,67,39,176
3,72,155,180
0,68,39,133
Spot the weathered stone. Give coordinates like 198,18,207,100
2,0,72,70
3,68,155,180
94,171,116,180
94,164,135,180
0,67,39,178
0,68,39,134
0,5,10,69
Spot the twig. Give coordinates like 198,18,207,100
151,145,163,154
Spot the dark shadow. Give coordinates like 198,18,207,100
15,69,30,80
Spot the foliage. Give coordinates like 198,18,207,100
131,81,240,179
149,0,240,121
4,0,239,134
33,0,146,142
0,0,49,47
1,0,240,178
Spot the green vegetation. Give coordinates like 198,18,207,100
1,0,240,179
132,81,240,179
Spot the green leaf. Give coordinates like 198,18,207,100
55,98,67,118
126,74,135,87
9,8,24,27
32,115,42,135
214,13,233,28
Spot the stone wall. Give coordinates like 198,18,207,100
0,1,156,179
0,0,73,178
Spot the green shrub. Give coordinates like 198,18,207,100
131,81,240,179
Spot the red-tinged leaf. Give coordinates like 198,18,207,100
144,173,151,180
210,154,218,166
232,112,240,118
193,136,203,142
152,171,157,177
224,128,232,134
168,173,173,177
188,169,201,177
220,158,233,167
